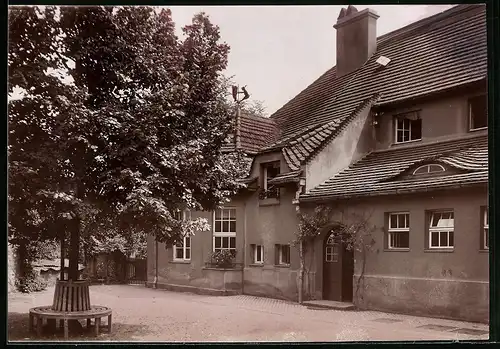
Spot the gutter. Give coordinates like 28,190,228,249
154,238,159,289
242,200,246,294
299,180,488,203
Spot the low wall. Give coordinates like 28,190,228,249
243,266,299,301
147,267,243,296
354,274,489,323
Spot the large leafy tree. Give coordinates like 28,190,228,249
8,6,247,280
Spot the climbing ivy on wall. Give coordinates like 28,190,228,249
293,204,378,304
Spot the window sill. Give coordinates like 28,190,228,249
384,248,410,252
170,260,191,264
259,198,280,206
479,249,489,253
424,249,454,253
202,266,242,271
469,127,487,132
391,139,422,147
249,263,264,267
274,264,290,268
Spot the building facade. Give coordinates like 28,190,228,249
147,4,488,323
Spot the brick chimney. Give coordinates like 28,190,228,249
334,5,379,77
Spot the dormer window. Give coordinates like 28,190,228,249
469,94,487,131
394,112,421,144
412,164,445,176
259,161,280,200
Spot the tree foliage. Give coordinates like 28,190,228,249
8,6,248,274
240,99,267,118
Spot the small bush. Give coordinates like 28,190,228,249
15,270,48,293
210,250,236,268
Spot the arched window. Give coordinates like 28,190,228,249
412,164,445,175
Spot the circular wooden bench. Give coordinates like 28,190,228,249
29,280,112,340
29,305,112,339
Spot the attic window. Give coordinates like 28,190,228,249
259,161,280,200
469,94,487,131
394,112,421,143
413,164,445,176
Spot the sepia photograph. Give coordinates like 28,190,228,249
7,3,490,342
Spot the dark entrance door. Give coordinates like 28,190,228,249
323,231,354,302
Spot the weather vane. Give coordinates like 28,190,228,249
231,85,250,104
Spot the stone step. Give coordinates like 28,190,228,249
303,300,356,311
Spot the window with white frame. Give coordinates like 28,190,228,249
253,245,264,264
395,113,422,143
173,236,191,261
412,164,445,176
388,212,410,249
213,208,236,253
172,210,192,261
429,211,454,249
325,244,339,262
469,94,487,130
483,207,489,250
276,244,290,265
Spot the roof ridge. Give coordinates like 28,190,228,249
269,67,336,121
377,4,481,47
241,112,276,123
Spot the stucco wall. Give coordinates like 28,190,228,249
242,188,300,301
305,102,374,191
147,198,246,294
375,91,486,150
306,187,488,323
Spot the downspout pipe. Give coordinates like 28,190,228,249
242,200,246,295
154,238,159,289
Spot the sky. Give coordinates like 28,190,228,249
10,4,456,115
168,5,456,116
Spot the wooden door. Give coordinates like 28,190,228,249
342,248,354,302
323,233,342,301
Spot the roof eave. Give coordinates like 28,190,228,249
299,180,488,203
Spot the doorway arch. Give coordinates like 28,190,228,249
322,227,354,302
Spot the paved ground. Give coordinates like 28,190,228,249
8,284,489,342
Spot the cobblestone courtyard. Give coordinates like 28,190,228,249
8,285,489,342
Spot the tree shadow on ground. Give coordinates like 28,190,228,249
8,312,150,342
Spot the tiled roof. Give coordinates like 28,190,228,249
264,4,486,154
222,113,278,155
282,94,380,171
267,68,357,145
316,4,486,127
240,114,278,154
301,134,487,202
267,170,303,186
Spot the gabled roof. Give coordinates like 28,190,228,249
282,94,380,171
267,170,303,186
240,114,278,154
221,112,278,155
232,4,486,184
263,4,485,153
300,134,487,202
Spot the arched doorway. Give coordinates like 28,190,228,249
323,228,354,302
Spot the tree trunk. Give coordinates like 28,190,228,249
298,240,304,304
60,231,65,281
68,217,80,281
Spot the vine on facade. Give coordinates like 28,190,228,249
293,205,378,304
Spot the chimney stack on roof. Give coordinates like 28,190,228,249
334,5,379,77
